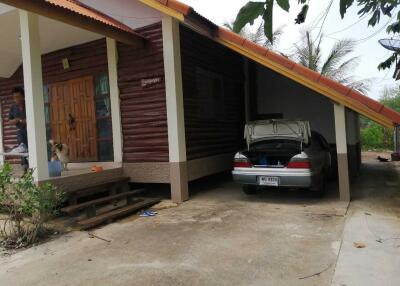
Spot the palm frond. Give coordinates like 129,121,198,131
293,28,369,95
320,39,355,76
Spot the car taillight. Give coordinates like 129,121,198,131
233,153,252,168
234,161,253,168
287,161,311,169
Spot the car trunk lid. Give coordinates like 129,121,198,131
244,120,311,148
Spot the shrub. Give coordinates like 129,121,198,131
0,164,63,249
361,121,393,151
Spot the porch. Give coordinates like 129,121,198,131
0,1,145,184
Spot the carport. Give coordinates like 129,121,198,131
141,0,400,202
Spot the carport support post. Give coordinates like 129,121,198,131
19,10,49,181
106,38,123,163
162,16,189,203
334,104,350,201
395,124,400,153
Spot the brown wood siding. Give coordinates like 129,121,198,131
0,39,108,163
180,25,245,160
118,22,169,163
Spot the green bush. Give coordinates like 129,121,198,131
0,164,63,249
361,121,393,151
360,86,399,151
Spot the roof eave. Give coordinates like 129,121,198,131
1,0,146,47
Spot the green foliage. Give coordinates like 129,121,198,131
361,120,393,150
340,0,355,18
378,53,398,70
225,20,284,50
0,164,63,249
360,86,400,150
233,2,266,34
233,0,302,43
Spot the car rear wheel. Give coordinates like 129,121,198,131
311,175,326,198
242,185,258,195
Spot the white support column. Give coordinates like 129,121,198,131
334,104,350,201
19,10,48,181
162,16,188,203
106,38,123,163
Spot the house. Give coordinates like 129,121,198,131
0,0,399,203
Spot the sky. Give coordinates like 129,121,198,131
181,0,398,99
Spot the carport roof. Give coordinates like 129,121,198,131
0,0,146,46
141,0,400,129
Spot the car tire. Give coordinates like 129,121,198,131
242,185,258,195
311,176,326,198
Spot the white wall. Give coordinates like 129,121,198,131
256,65,360,145
79,0,162,29
256,65,336,143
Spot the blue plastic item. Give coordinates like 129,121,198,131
140,210,158,217
48,160,62,177
259,156,268,166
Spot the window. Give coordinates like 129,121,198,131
43,85,53,160
94,74,113,161
195,67,224,120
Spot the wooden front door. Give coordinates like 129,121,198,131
49,76,98,162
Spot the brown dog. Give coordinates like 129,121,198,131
49,139,70,171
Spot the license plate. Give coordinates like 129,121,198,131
259,176,279,186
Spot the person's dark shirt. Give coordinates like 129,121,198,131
9,104,26,130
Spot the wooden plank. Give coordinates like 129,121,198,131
78,198,160,229
61,188,145,214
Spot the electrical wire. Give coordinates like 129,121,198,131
326,14,369,36
314,0,334,42
353,17,393,43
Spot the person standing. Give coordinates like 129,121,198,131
8,87,28,172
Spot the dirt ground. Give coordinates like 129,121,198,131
0,152,399,286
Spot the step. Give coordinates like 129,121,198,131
77,198,160,229
67,176,130,204
61,188,145,214
72,176,130,194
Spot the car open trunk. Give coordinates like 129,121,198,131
243,139,302,167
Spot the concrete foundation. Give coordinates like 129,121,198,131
170,161,189,203
337,153,351,201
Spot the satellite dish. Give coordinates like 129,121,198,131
379,38,400,51
378,38,400,80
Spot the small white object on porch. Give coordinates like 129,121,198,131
334,104,350,201
19,10,49,181
162,16,189,203
107,37,123,163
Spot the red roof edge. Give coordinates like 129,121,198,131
155,0,193,15
152,0,400,126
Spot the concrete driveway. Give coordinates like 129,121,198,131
0,155,398,286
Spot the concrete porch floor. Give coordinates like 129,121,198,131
0,153,399,286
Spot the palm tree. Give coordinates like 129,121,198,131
224,22,283,51
293,30,370,94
